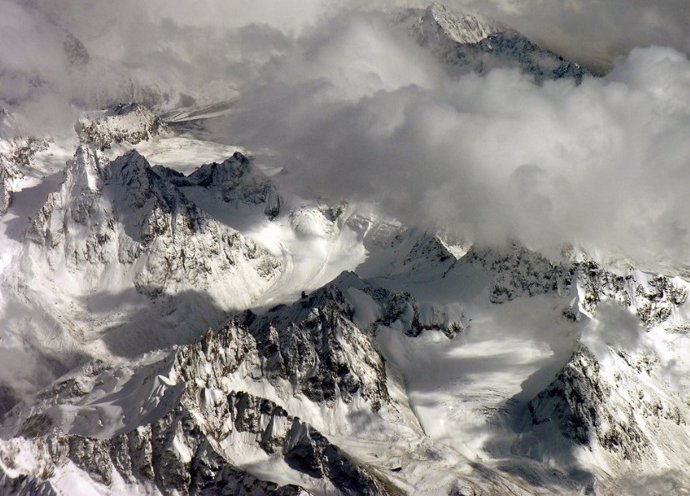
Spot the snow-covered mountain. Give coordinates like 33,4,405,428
394,3,588,82
0,110,50,214
6,208,690,494
1,2,689,495
75,103,166,150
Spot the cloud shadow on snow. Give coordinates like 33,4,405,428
479,355,597,493
79,286,229,359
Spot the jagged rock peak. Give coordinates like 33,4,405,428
25,146,281,301
523,342,687,465
0,108,50,214
422,2,502,44
65,145,105,193
5,304,402,494
75,102,166,149
237,284,392,407
164,151,282,218
187,151,252,187
107,149,168,211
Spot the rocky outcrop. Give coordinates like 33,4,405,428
0,469,57,496
395,3,588,82
14,403,309,496
395,3,501,47
574,261,687,328
526,344,686,462
401,231,457,271
0,167,11,214
239,284,390,408
466,243,574,303
528,346,619,446
26,147,280,298
6,303,403,494
159,151,282,218
464,244,688,330
12,386,395,495
75,103,166,149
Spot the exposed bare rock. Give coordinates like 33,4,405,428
75,103,166,149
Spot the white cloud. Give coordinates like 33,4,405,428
3,1,690,268
217,29,690,267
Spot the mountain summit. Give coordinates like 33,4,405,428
395,2,588,81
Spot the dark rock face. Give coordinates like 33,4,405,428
466,244,574,303
465,244,687,330
164,151,282,219
242,285,390,408
528,345,615,447
399,232,457,272
633,276,687,327
472,32,587,83
0,167,11,214
223,391,394,495
34,405,308,496
573,261,686,328
0,470,58,496
526,344,686,462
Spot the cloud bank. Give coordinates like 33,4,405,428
2,0,690,267
217,15,690,267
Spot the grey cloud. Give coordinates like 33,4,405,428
216,26,690,268
3,1,690,269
